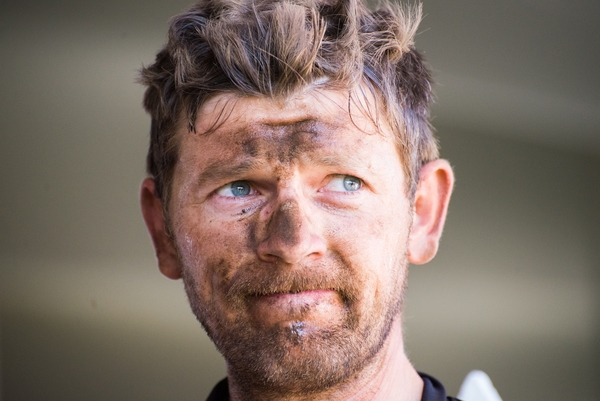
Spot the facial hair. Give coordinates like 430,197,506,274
180,250,408,398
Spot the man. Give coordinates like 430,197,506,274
139,0,456,399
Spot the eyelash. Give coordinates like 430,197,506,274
216,180,258,198
322,175,363,193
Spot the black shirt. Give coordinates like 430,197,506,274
206,372,460,400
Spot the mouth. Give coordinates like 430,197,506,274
246,289,343,327
256,288,335,302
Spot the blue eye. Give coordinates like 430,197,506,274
343,175,361,191
325,175,362,192
217,180,254,197
230,181,251,196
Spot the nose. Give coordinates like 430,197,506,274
257,197,327,265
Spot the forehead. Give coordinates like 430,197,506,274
197,88,387,133
174,89,401,175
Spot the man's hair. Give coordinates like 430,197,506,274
139,0,439,206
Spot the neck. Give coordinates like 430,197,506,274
227,319,424,401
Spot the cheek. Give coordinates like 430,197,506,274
327,205,406,260
324,202,410,298
174,211,256,300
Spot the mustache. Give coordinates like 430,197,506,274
225,260,361,304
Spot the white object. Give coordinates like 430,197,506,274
457,370,503,401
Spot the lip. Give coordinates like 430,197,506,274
258,289,335,303
247,289,342,326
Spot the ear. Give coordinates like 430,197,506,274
408,159,455,265
140,178,182,279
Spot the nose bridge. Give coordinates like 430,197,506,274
269,194,307,247
257,186,326,264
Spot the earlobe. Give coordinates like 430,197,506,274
408,159,454,265
140,178,182,280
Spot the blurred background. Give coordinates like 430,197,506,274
0,0,598,399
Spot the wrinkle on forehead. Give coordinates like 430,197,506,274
191,86,390,139
194,94,240,136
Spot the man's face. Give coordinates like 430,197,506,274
166,90,413,394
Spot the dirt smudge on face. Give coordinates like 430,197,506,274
240,120,326,167
287,321,306,344
241,138,259,158
273,120,323,164
246,220,259,250
266,199,301,247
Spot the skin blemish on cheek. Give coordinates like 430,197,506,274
210,258,234,299
236,204,262,219
214,258,229,281
246,220,258,250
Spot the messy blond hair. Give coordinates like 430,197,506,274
140,0,439,204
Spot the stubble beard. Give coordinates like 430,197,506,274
180,254,408,398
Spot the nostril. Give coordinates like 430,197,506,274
256,240,282,264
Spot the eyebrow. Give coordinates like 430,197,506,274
197,158,267,188
304,152,372,174
194,117,378,187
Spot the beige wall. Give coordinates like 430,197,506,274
405,127,600,399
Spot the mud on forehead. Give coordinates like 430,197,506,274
194,120,383,177
236,120,345,164
191,88,390,135
186,90,393,163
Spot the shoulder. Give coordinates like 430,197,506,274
206,377,229,401
206,375,461,401
419,372,462,401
